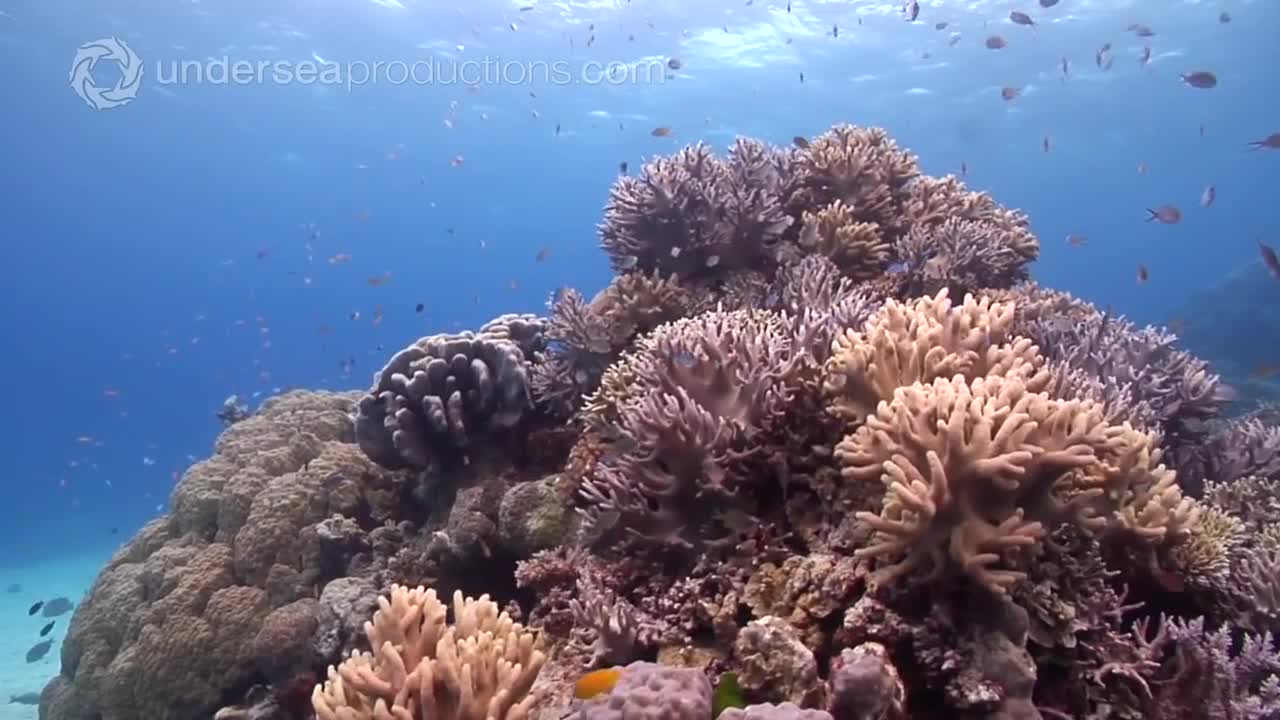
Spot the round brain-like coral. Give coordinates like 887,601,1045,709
354,314,547,470
575,661,713,720
40,391,390,720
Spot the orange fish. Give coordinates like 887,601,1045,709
1145,205,1181,224
367,272,393,287
575,668,623,700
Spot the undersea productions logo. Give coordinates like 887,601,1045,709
69,37,144,110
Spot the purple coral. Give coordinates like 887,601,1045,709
574,661,712,720
599,140,792,279
576,309,800,547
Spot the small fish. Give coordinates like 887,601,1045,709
1136,264,1150,284
536,247,551,262
666,58,682,70
960,160,968,176
792,136,810,149
713,673,748,717
1260,240,1280,278
1139,45,1151,67
619,161,628,175
1060,57,1070,80
1000,86,1021,101
451,154,465,167
576,666,624,696
651,126,672,137
1145,205,1181,224
1042,135,1052,153
1200,185,1216,208
786,0,790,10
705,254,721,268
1130,23,1155,37
1247,133,1280,150
935,21,948,30
985,35,1007,49
25,639,52,663
1180,71,1217,89
6,583,20,594
367,272,393,287
1066,234,1088,247
1250,364,1280,382
1199,123,1207,137
27,602,42,616
415,303,425,313
1009,11,1035,27
799,71,804,84
328,253,352,264
948,33,961,46
832,22,838,37
1136,161,1147,175
905,1,919,22
617,255,639,269
1038,0,1058,6
1219,11,1231,23
39,621,54,637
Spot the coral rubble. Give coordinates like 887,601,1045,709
41,124,1280,720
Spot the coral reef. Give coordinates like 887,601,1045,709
42,123,1280,720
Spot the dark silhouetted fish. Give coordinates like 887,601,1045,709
27,601,42,616
9,692,40,705
42,597,73,618
26,639,52,663
40,621,55,637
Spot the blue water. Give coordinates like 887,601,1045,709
0,0,1276,564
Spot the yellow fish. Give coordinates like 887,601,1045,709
574,668,623,700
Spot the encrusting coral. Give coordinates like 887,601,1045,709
41,123,1280,720
312,585,544,720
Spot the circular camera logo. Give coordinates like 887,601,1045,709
69,37,143,110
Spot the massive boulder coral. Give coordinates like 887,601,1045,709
354,314,547,471
312,585,544,720
40,391,394,720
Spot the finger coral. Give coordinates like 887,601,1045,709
823,289,1048,426
312,585,544,720
355,315,547,471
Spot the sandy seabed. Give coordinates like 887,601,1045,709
0,549,112,720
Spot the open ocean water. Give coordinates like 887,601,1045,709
0,0,1277,717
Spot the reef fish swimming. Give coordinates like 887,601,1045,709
25,639,52,663
41,596,74,617
574,668,623,699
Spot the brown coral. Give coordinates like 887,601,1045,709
40,391,389,720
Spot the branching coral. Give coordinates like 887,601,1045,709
355,315,547,470
823,289,1049,426
576,308,800,547
312,585,544,720
824,290,1199,595
598,140,792,279
795,201,892,281
895,216,1037,297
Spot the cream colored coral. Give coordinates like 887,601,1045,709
840,374,1199,594
823,289,1048,425
312,585,544,720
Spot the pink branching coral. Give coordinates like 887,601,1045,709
577,308,801,548
599,139,793,279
